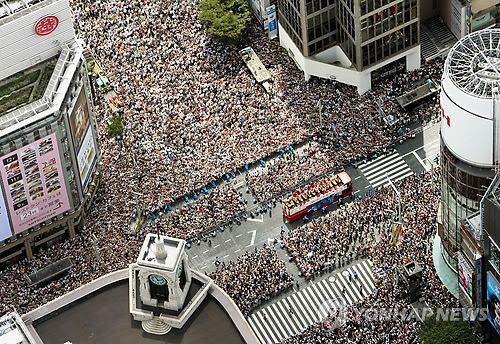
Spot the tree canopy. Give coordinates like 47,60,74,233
106,115,124,138
199,0,251,44
418,314,477,344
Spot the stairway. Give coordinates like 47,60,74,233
141,317,172,335
420,17,457,62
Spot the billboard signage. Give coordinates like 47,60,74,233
487,272,500,335
34,16,59,36
0,133,71,234
0,188,12,241
458,255,473,300
267,5,277,40
69,89,96,189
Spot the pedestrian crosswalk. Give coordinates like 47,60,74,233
359,152,414,188
247,260,374,344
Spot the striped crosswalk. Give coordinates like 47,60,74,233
359,152,414,188
247,260,374,344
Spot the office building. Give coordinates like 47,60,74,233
277,0,421,93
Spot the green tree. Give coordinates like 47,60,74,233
418,314,477,344
199,0,251,44
106,115,124,138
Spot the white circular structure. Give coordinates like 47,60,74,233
441,29,500,167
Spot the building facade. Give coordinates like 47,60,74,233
438,29,500,270
277,0,421,93
0,0,100,266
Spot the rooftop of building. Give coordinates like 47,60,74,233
446,29,500,99
0,312,36,344
137,233,185,271
0,57,57,118
22,269,258,344
0,0,44,21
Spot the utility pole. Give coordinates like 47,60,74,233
91,234,99,260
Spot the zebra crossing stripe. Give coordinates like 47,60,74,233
295,291,317,323
265,304,289,340
287,296,308,330
273,302,298,335
257,310,281,344
368,162,410,184
248,315,270,344
247,260,375,343
359,153,398,172
361,156,406,177
359,260,376,290
372,170,414,188
302,286,322,314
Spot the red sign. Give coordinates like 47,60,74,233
34,16,59,36
441,107,450,127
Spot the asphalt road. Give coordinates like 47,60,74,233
184,120,442,274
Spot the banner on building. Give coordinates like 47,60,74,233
487,272,500,335
267,5,277,40
0,133,71,234
0,186,12,241
457,252,474,301
69,88,97,190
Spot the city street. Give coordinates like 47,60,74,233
183,119,441,275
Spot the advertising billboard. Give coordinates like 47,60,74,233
487,272,500,335
69,88,96,189
267,5,277,40
0,133,71,234
0,188,13,241
458,254,473,300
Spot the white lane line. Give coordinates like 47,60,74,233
191,255,198,259
368,164,411,184
401,138,439,158
223,254,229,259
365,185,371,189
246,230,256,247
355,176,362,180
247,215,264,223
413,151,429,170
213,244,220,249
203,250,209,254
225,239,231,243
235,234,242,238
234,249,241,253
200,265,207,269
365,159,407,180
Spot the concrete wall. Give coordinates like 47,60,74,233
0,0,75,80
420,0,441,21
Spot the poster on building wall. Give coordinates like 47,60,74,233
0,133,71,234
0,187,13,241
458,256,473,300
267,5,277,40
69,88,96,190
487,272,500,335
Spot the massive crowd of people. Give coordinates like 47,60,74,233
208,247,294,317
281,170,458,343
0,2,453,341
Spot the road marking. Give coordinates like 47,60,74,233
247,230,256,247
354,190,360,194
235,234,242,238
203,250,209,254
200,265,207,269
213,244,220,249
365,185,371,189
355,176,362,180
223,255,229,259
247,215,264,223
225,239,232,243
234,249,241,253
401,138,439,158
412,151,429,170
191,255,198,259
